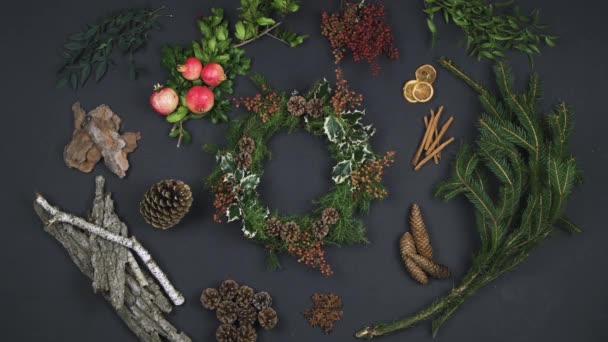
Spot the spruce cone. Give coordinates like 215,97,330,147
312,220,329,240
140,180,193,229
409,204,433,260
321,208,340,225
237,325,257,342
238,135,255,154
237,152,253,169
235,286,255,308
217,301,239,324
201,288,222,310
306,98,324,117
264,217,283,238
287,95,307,116
258,307,278,330
219,280,240,301
238,306,257,326
216,324,237,342
400,232,428,285
409,253,451,279
252,291,272,311
280,221,300,242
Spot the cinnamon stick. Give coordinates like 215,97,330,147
426,116,454,155
424,116,440,164
412,114,435,166
414,137,455,171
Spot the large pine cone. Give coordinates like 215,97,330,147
140,180,193,229
238,306,257,326
216,324,237,342
321,208,340,225
237,325,257,342
219,280,240,301
201,288,222,310
264,217,282,238
217,301,239,324
238,135,255,154
287,95,307,116
280,221,300,243
312,220,329,240
235,286,255,308
258,307,278,330
252,291,272,311
306,98,324,117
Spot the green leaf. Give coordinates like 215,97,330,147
235,21,246,40
95,61,108,82
80,64,91,85
64,42,83,50
166,107,189,123
427,18,437,33
181,129,192,144
169,129,181,138
256,17,276,26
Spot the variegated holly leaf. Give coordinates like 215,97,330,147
352,145,374,163
324,115,345,143
240,174,260,191
226,203,242,222
332,160,352,184
313,78,331,99
218,152,236,173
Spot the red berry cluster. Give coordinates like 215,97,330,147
287,231,333,276
234,91,282,123
351,151,396,199
331,68,363,114
321,1,399,75
212,181,236,223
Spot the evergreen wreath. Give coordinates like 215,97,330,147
206,71,395,275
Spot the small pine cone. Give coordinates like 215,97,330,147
306,98,324,117
258,307,278,330
237,152,253,169
287,95,307,116
409,253,451,279
400,232,428,285
238,306,257,326
409,204,433,260
219,280,240,301
216,324,237,342
217,301,239,324
235,286,255,308
201,288,222,310
280,221,300,243
238,136,255,154
321,207,340,225
312,220,329,240
237,325,257,342
140,180,193,229
264,217,283,238
252,291,272,311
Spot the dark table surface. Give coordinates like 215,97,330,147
2,0,606,341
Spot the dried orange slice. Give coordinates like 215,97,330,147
412,81,434,103
415,64,437,84
403,80,419,103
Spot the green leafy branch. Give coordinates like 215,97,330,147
355,58,581,339
423,0,556,62
57,6,170,90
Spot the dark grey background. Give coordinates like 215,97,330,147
1,0,605,341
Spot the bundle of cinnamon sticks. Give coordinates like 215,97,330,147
411,106,455,170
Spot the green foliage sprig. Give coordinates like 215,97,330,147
57,7,169,90
423,0,556,61
159,0,307,145
355,58,581,339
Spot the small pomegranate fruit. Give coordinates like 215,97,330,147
185,86,214,114
177,57,203,81
201,62,226,87
150,84,179,115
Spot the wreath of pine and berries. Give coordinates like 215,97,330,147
206,70,395,275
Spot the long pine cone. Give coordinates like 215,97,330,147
409,204,433,260
399,232,428,285
408,253,451,279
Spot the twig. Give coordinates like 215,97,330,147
233,22,283,48
128,252,149,287
414,137,455,171
34,194,184,306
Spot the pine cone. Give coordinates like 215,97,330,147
400,232,428,285
238,136,255,154
237,325,257,342
219,280,240,301
238,306,257,326
235,286,255,308
237,152,253,169
287,95,307,116
252,291,272,311
409,253,451,279
409,204,433,260
306,98,324,117
264,217,283,238
258,307,278,330
201,288,222,310
216,324,237,342
321,207,340,225
312,220,329,240
280,221,300,243
140,180,193,229
217,301,239,324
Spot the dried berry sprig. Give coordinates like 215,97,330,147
234,91,283,123
331,68,363,114
288,231,333,276
351,151,396,199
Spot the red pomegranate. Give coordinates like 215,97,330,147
201,62,226,87
185,86,214,114
177,57,203,81
150,84,179,115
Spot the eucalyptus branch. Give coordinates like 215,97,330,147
233,22,283,48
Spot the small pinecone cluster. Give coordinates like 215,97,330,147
201,280,278,342
140,179,193,229
287,95,324,118
304,292,344,334
312,207,340,240
264,217,301,243
237,135,255,169
399,203,450,285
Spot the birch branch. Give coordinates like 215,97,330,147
34,194,184,306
